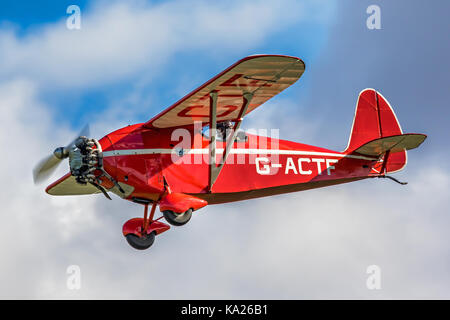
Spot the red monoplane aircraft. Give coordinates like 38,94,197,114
33,55,426,250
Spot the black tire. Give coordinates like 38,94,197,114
125,232,155,250
163,208,192,226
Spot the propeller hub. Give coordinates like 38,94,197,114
53,147,69,160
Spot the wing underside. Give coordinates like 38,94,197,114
144,55,305,129
46,173,101,196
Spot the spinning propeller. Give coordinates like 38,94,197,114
32,125,90,184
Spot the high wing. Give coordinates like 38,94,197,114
144,55,305,129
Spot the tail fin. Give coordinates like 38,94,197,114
345,89,426,173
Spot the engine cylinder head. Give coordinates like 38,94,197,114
69,136,103,185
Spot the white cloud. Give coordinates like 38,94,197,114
0,0,320,89
0,78,449,299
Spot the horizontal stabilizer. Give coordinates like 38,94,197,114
354,133,427,156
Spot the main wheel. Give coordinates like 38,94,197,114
125,231,156,250
163,208,192,226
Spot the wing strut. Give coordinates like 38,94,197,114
208,91,218,191
208,91,253,192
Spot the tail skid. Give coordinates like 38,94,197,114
376,175,408,185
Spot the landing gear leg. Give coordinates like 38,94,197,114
143,202,156,233
123,201,170,250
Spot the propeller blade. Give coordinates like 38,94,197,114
66,124,90,149
33,154,62,184
33,124,90,185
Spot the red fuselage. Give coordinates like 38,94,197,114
97,123,378,204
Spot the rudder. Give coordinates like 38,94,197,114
344,89,407,173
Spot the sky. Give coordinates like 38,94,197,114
0,0,449,299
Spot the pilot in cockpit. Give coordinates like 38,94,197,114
216,120,233,141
